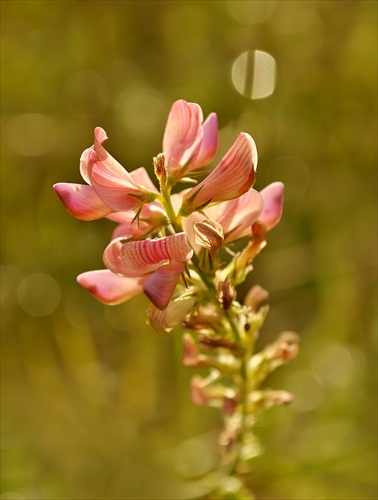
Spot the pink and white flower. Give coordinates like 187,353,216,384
180,132,258,213
163,99,218,177
78,232,194,310
54,127,157,221
183,188,263,253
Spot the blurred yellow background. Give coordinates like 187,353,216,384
1,1,377,499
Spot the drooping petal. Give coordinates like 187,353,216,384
217,189,263,243
259,182,284,230
77,270,145,305
181,132,258,213
143,261,185,309
163,100,203,174
189,113,218,171
53,183,113,220
120,233,193,275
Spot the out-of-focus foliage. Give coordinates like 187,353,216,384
1,1,377,499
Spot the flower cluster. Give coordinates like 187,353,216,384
54,99,298,498
54,99,282,323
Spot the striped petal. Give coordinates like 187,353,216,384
143,261,185,309
120,233,193,274
103,237,152,277
163,100,203,174
103,233,193,277
77,270,144,305
181,132,257,213
53,182,113,220
217,189,263,243
259,182,284,230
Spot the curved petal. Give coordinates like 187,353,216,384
259,182,284,230
189,113,218,171
147,295,196,334
163,100,203,174
53,183,113,220
181,132,258,212
143,262,184,309
103,237,153,277
77,270,144,305
79,128,110,183
218,189,263,243
87,149,146,212
120,233,193,274
93,127,135,184
79,147,94,184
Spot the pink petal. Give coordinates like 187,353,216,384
143,261,185,309
120,233,193,274
93,127,135,184
77,270,145,305
189,113,218,171
79,148,94,184
259,182,284,230
181,132,258,212
53,182,113,220
107,203,167,240
87,149,146,212
111,217,151,240
79,127,109,184
103,237,153,277
130,167,159,193
163,100,203,174
217,189,264,243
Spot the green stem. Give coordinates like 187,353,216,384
159,185,182,233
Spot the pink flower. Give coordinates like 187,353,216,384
258,182,284,230
183,189,263,252
54,128,157,221
96,232,194,309
180,132,258,213
163,99,218,177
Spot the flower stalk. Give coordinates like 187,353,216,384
54,99,298,499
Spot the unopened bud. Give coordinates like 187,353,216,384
216,276,235,310
268,331,300,362
194,218,224,251
153,153,167,185
244,284,269,311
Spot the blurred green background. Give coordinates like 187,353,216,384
1,1,377,499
